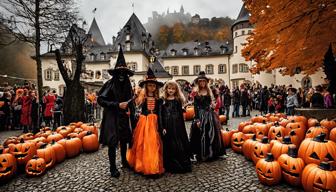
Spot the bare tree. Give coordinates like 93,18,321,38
0,0,78,100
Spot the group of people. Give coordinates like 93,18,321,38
99,48,225,178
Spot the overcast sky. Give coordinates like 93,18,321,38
77,0,244,44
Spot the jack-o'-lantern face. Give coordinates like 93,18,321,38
25,156,46,176
9,139,36,165
252,137,270,164
3,137,19,147
37,144,56,169
256,153,282,186
278,147,305,187
0,151,17,180
268,124,285,141
254,123,270,140
305,126,329,139
298,134,336,168
302,162,336,191
288,128,305,147
231,132,245,153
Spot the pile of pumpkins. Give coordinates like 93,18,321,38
183,105,227,125
221,114,336,191
0,122,99,182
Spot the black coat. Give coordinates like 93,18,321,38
98,79,136,147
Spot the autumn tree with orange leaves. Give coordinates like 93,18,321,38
242,0,336,76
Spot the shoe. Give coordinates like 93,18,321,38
121,161,130,169
110,169,120,178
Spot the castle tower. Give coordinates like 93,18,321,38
88,18,106,46
180,5,184,14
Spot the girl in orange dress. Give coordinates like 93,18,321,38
127,68,164,175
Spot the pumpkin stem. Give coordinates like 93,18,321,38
20,138,25,143
313,133,327,142
51,140,56,144
319,162,331,171
261,136,268,143
283,136,292,144
265,153,274,162
287,147,297,157
39,143,48,149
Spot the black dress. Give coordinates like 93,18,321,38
161,99,191,173
190,95,225,161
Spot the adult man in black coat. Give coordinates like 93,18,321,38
98,46,135,178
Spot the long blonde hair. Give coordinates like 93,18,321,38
135,83,160,106
161,80,185,104
195,80,214,100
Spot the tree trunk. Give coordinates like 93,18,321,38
63,81,85,124
34,0,43,101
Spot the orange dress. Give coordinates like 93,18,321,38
127,97,164,175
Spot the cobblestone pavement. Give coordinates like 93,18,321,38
0,111,303,192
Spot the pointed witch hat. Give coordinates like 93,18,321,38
193,71,210,84
139,67,164,88
108,45,134,76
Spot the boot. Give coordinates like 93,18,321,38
120,142,130,168
108,146,120,178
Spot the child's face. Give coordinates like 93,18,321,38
146,83,157,93
198,80,207,88
167,84,176,96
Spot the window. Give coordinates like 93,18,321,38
232,64,238,74
45,69,53,81
205,64,214,74
218,64,227,74
242,30,245,35
126,43,131,51
182,49,188,56
235,46,238,53
235,32,238,37
127,62,137,71
248,30,252,34
54,70,60,81
194,48,198,56
102,69,109,79
194,65,201,75
95,71,101,79
182,66,189,75
239,63,249,73
171,66,179,75
126,34,130,41
90,54,95,61
164,66,170,72
100,53,105,60
170,49,176,56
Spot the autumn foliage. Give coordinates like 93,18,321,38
242,0,336,75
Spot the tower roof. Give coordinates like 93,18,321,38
88,18,106,46
232,4,250,28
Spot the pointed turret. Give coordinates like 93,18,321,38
88,18,106,46
232,4,251,29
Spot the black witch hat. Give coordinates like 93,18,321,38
108,45,134,76
193,71,210,84
139,67,164,88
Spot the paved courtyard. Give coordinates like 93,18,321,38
0,111,303,192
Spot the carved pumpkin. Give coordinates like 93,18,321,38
270,136,296,160
242,125,256,140
36,143,56,169
184,106,195,121
0,149,17,181
57,137,82,158
279,118,290,128
231,132,245,153
3,137,19,147
285,120,306,133
46,133,63,143
82,131,99,152
288,115,308,126
268,123,286,141
218,115,227,125
308,118,319,128
25,156,46,176
286,127,305,147
252,137,271,164
48,141,66,163
320,119,336,131
18,133,35,141
298,133,336,169
278,147,305,187
302,162,336,192
254,123,270,140
242,135,258,160
251,116,267,123
256,153,282,186
238,121,252,132
330,128,336,142
268,115,280,122
305,125,329,139
220,128,233,148
8,139,36,165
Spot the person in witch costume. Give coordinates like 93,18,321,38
126,67,165,176
189,71,226,162
97,46,136,178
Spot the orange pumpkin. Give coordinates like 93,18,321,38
308,118,319,128
252,137,271,164
25,156,46,176
49,141,66,164
305,125,329,139
286,127,305,147
231,132,245,153
242,125,256,140
302,162,336,192
57,137,82,158
279,118,290,128
18,133,35,141
288,115,307,126
330,128,336,142
46,132,63,143
8,139,36,165
238,121,252,132
82,131,99,152
320,119,336,131
256,153,282,186
57,127,72,138
81,125,98,136
220,128,233,148
251,116,267,123
278,147,305,187
270,136,296,160
36,143,56,169
3,137,19,147
268,115,280,122
254,123,270,140
268,123,286,141
298,133,336,169
0,149,17,181
218,115,227,125
184,106,195,121
242,135,258,160
74,121,84,128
